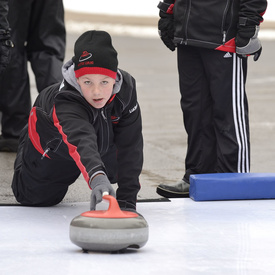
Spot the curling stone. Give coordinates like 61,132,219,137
69,195,149,252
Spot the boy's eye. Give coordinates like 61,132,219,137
84,81,91,85
101,81,108,85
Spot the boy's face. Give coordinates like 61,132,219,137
77,74,115,109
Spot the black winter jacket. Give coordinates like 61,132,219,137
28,61,143,193
172,0,267,52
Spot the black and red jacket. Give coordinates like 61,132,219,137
28,60,143,193
168,0,267,52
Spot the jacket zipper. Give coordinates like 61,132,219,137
183,0,191,44
100,108,110,154
41,148,50,159
173,0,190,45
221,0,232,44
176,0,190,45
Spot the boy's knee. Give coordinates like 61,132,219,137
12,171,67,207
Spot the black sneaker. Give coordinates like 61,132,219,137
156,179,190,198
0,135,19,152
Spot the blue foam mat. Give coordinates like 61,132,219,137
189,173,275,201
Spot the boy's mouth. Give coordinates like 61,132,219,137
94,98,103,102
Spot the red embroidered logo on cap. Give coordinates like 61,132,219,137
79,51,92,62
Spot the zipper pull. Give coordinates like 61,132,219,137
222,31,226,45
41,148,50,160
101,109,107,121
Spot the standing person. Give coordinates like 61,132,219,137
156,0,267,198
12,30,143,211
0,0,13,74
0,0,66,152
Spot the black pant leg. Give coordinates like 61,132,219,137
0,0,33,138
177,46,217,180
201,49,250,173
27,0,66,92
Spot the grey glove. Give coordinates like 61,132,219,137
90,174,116,210
236,24,262,61
0,29,14,74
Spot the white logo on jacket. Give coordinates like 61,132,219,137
129,103,138,114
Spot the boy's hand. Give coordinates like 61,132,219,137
90,174,116,210
158,11,175,51
158,1,176,51
236,24,262,61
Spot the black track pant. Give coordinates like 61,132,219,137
0,0,66,138
177,46,250,181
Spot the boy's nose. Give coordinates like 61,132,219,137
92,86,101,95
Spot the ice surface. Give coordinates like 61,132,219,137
2,199,275,275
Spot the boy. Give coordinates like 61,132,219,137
12,30,143,211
